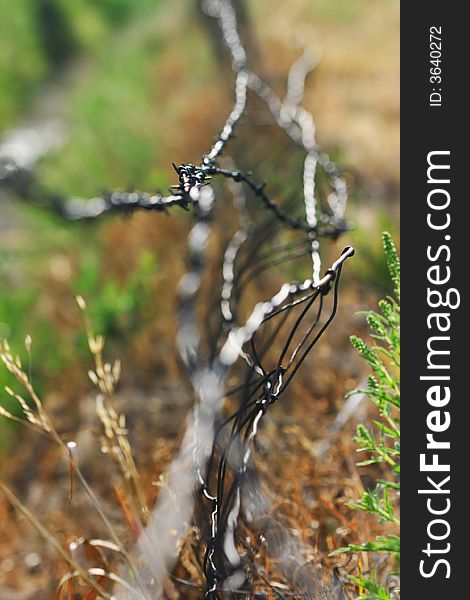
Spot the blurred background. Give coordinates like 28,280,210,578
0,0,399,597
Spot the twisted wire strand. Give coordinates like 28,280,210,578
198,247,353,597
111,0,354,594
0,0,356,596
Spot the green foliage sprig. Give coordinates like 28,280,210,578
332,232,400,599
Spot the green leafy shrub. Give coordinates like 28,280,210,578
333,232,400,599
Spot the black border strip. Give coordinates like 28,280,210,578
402,3,465,597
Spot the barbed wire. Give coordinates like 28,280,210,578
3,0,355,598
74,0,353,594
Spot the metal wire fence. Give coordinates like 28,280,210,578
2,1,355,598
113,3,354,597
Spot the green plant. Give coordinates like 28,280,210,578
332,232,400,599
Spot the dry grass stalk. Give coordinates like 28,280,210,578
0,318,150,598
77,295,148,522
